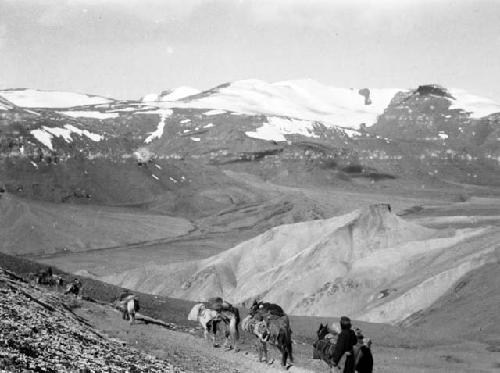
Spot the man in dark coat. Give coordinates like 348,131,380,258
332,316,357,373
355,338,373,373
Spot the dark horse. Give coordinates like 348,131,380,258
313,323,337,372
247,300,293,367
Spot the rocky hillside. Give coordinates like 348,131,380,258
0,267,183,372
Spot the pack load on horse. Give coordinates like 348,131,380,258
313,322,340,371
64,278,82,297
29,267,64,288
188,297,240,350
116,291,140,325
242,299,293,367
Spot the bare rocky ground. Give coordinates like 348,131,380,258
0,269,182,372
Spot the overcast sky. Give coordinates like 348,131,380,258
1,0,499,100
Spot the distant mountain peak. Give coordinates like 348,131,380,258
141,86,200,103
415,84,455,100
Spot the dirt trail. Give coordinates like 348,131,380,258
75,301,312,373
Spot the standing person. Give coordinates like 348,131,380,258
253,314,273,364
355,338,373,373
332,316,357,373
353,328,364,364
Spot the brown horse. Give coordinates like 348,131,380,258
245,301,293,368
313,323,337,372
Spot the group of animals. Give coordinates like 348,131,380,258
28,267,82,297
188,298,294,368
26,267,371,370
119,295,373,371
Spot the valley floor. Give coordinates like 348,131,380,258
76,300,500,373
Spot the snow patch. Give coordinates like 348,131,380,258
203,123,214,128
180,119,191,124
203,109,226,116
438,132,448,140
190,137,201,142
30,124,104,149
63,124,103,141
449,89,500,118
30,129,54,150
152,174,159,180
58,111,119,120
144,110,173,143
0,89,111,108
343,128,361,138
245,116,319,142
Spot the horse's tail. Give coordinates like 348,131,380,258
277,323,293,364
231,307,240,340
126,299,135,315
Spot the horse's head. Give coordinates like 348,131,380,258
248,300,260,316
317,322,330,341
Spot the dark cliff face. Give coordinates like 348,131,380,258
369,85,469,141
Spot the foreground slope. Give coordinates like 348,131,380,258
1,253,498,372
0,268,179,372
108,204,497,323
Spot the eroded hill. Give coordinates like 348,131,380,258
105,204,499,324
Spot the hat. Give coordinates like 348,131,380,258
340,316,352,330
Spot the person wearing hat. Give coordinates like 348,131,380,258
332,316,357,373
355,337,373,373
353,329,364,370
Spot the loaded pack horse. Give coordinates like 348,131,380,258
117,294,140,325
243,300,294,368
313,322,338,372
188,298,240,350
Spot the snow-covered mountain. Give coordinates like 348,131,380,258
0,88,112,108
1,80,500,208
157,79,401,129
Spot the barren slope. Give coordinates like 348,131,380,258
0,193,193,255
106,204,497,324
